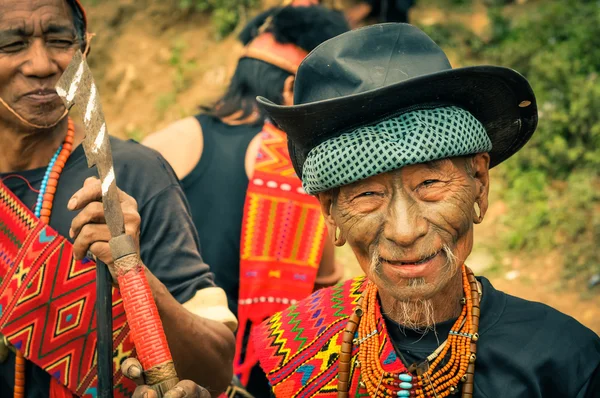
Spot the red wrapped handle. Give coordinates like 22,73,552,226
111,236,178,394
117,264,172,369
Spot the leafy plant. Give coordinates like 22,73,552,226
178,0,259,39
484,0,600,282
419,22,485,56
125,127,145,143
155,92,177,118
169,40,197,93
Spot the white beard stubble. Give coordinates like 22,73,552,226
373,244,459,332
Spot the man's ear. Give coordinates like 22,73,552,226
316,191,342,245
282,75,295,106
472,153,490,222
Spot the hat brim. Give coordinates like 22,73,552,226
257,65,537,178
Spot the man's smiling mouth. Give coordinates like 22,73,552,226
380,250,441,266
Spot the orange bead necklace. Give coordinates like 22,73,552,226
34,118,76,223
14,118,76,398
337,265,481,398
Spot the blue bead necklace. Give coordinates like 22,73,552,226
34,145,63,218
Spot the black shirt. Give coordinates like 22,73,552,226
384,277,600,397
0,137,214,397
181,114,262,318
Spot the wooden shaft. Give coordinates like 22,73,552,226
462,268,480,398
14,351,25,398
96,260,114,398
337,296,363,398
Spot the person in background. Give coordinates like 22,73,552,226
346,0,416,28
143,4,349,396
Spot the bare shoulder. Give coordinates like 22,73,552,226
244,132,264,179
142,117,204,180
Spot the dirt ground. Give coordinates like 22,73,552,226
81,0,599,334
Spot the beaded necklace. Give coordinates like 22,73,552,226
14,118,76,398
338,265,481,398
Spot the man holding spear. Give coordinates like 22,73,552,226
0,0,235,396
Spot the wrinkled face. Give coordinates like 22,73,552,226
318,154,490,302
0,0,79,127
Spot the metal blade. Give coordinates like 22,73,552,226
56,50,125,237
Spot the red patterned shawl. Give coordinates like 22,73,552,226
0,181,136,397
234,122,327,384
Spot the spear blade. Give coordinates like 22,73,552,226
56,50,125,238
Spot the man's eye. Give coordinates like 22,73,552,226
421,179,441,187
48,39,75,48
357,192,377,197
0,41,27,52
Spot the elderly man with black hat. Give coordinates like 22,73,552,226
0,0,236,397
251,23,600,397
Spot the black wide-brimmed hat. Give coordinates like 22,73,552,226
257,23,538,178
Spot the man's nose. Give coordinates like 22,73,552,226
383,197,428,248
21,40,59,79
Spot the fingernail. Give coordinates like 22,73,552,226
129,365,142,379
68,198,77,210
142,393,148,398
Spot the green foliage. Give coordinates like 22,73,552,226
153,40,197,118
482,0,515,6
155,92,177,118
484,0,600,280
178,0,259,39
419,0,473,9
419,22,485,55
125,127,145,143
168,40,197,93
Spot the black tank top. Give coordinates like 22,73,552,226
181,114,262,316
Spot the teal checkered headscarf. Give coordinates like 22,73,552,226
302,106,492,194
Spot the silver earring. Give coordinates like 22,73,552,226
474,202,483,224
334,227,345,246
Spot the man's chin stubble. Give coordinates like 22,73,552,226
372,244,460,331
